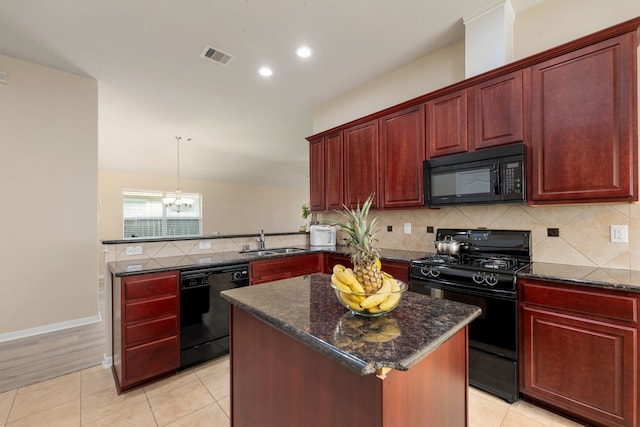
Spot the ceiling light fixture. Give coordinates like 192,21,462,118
162,136,194,212
258,66,273,77
296,46,312,58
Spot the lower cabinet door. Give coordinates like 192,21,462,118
125,315,178,347
521,306,637,427
123,335,179,388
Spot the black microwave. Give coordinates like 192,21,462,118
423,143,525,206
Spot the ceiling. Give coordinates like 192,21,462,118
0,0,542,190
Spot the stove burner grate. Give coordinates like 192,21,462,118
423,254,459,264
476,257,519,270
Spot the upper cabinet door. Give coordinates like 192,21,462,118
308,138,325,211
380,105,426,208
529,33,638,204
425,89,468,157
344,120,379,208
325,132,344,210
472,70,524,150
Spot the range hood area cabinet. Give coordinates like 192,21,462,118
307,17,639,211
425,69,524,158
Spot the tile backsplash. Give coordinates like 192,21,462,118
322,202,640,270
104,202,639,271
104,234,309,265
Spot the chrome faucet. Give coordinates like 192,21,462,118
257,229,266,249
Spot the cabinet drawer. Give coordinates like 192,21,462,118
124,336,179,385
124,271,178,300
521,281,638,324
125,295,177,322
125,315,178,347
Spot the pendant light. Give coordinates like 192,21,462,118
162,136,194,212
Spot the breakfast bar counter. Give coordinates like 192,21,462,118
221,273,481,427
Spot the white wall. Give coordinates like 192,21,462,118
98,170,308,275
99,170,308,240
0,55,99,335
314,1,640,134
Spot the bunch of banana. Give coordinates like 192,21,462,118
330,264,403,314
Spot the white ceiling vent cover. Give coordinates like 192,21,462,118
200,46,234,65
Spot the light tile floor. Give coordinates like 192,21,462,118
0,354,585,427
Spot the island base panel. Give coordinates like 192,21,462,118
230,307,469,427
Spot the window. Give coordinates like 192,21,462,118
123,190,202,238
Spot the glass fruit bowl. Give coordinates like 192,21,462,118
330,279,408,317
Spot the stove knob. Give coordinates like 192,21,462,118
429,267,441,278
485,273,498,286
472,272,484,284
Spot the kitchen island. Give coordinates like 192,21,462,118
221,273,481,427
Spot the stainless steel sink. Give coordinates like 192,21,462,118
239,247,306,256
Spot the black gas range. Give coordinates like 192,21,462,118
410,228,531,403
411,228,531,296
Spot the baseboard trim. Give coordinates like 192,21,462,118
0,315,102,343
102,354,113,368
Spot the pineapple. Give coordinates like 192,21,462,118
332,194,383,293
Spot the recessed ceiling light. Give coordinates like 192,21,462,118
296,46,312,58
258,66,273,77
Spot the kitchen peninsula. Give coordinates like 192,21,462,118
221,273,481,427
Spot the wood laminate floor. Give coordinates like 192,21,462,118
0,281,105,394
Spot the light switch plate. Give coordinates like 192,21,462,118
610,225,628,243
404,223,411,234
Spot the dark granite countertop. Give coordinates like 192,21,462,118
518,262,640,293
101,231,307,245
220,273,481,376
107,246,430,277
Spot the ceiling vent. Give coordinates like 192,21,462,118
200,46,234,65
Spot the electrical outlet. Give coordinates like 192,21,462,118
404,223,411,234
199,241,212,250
125,245,143,256
610,225,628,243
547,228,559,237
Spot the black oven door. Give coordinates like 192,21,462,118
411,278,519,402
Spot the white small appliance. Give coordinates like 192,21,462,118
310,225,336,247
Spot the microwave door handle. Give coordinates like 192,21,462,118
494,167,501,195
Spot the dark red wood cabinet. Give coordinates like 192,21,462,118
519,279,639,427
379,105,426,208
112,270,180,392
471,70,525,150
325,132,344,210
309,132,344,212
425,88,469,158
250,253,324,285
529,32,638,204
344,120,379,209
307,18,639,208
308,137,325,212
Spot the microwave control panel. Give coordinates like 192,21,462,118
502,159,523,196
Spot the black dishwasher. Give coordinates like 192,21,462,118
179,263,249,369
